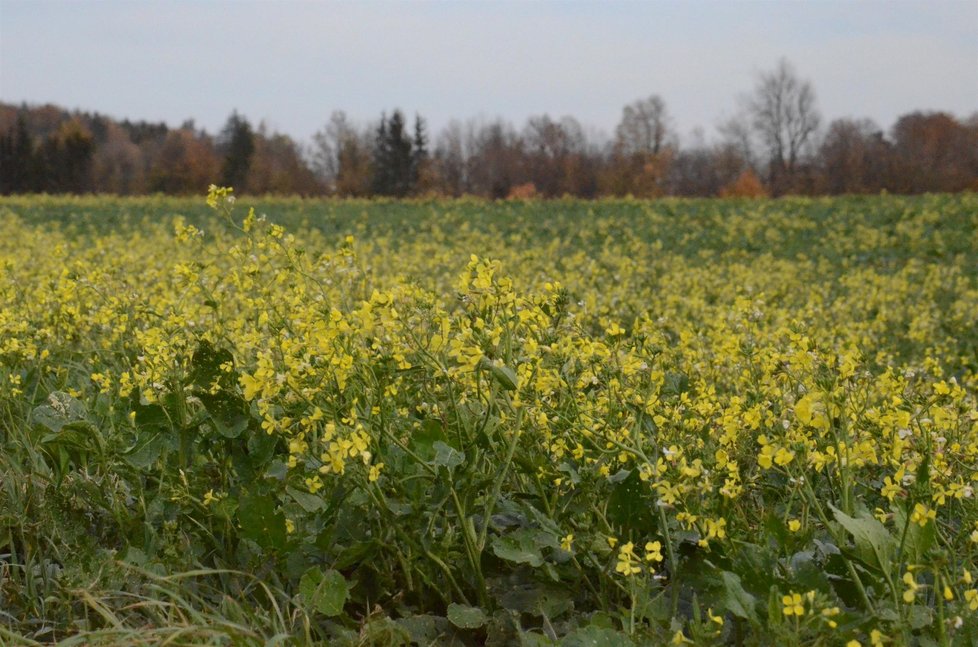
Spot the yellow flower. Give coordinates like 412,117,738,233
560,534,574,551
880,476,901,501
965,589,978,611
368,463,384,482
787,519,801,533
782,592,805,616
615,542,641,576
305,475,324,494
240,373,263,401
909,503,935,527
902,572,920,603
645,540,663,562
821,606,840,628
774,447,795,466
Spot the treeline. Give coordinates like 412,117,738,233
2,60,976,198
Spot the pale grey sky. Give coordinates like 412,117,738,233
1,0,976,145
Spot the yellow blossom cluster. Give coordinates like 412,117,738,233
1,191,976,643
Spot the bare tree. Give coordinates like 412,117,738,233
433,120,468,196
747,58,821,193
614,95,671,156
717,113,758,174
311,111,373,196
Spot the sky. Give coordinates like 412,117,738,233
1,0,976,147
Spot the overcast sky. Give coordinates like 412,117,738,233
1,0,976,146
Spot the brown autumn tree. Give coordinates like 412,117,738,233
719,168,768,198
247,125,322,195
889,112,976,193
91,122,146,194
147,128,220,194
605,95,675,197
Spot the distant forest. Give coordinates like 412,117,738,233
2,60,976,198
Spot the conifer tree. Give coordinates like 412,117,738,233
218,111,255,191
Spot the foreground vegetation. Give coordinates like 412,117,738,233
1,192,976,645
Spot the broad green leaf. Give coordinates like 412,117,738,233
490,364,518,391
32,391,89,433
607,469,656,533
238,492,286,550
410,419,447,457
892,505,936,564
299,567,349,617
189,340,236,390
908,604,934,630
480,357,518,391
287,485,325,513
396,615,447,645
432,441,465,470
199,391,250,439
123,430,166,468
497,583,572,618
720,571,758,624
492,531,544,567
560,626,634,647
829,503,894,571
447,603,487,629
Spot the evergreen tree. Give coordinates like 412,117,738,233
371,113,391,195
218,111,255,191
411,114,428,190
387,110,414,196
0,113,36,193
36,119,94,193
371,110,415,196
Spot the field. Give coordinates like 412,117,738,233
1,191,977,646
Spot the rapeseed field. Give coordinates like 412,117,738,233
0,191,976,645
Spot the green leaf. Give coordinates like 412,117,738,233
189,340,235,390
287,485,325,513
432,441,465,471
560,626,634,647
720,571,758,624
829,503,894,571
497,583,572,618
199,391,249,439
123,430,166,468
299,567,349,617
238,492,286,550
908,604,934,630
662,371,689,397
490,364,518,391
480,357,518,391
492,530,544,567
447,603,487,629
606,469,656,533
410,419,447,458
396,615,447,645
32,391,89,433
892,505,936,564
